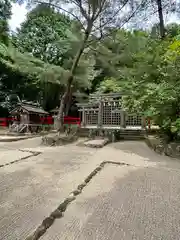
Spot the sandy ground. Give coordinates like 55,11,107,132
42,164,180,240
0,138,180,240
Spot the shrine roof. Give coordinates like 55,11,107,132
10,104,48,115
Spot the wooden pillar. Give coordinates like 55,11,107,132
82,107,85,126
112,131,115,142
121,110,126,128
98,99,103,128
141,116,146,129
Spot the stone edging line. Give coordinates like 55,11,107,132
19,149,42,155
26,161,130,240
0,151,41,168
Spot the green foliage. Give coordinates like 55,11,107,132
0,0,12,45
14,4,72,65
0,0,12,54
166,23,180,38
171,118,180,136
95,29,180,140
97,77,121,93
2,0,180,139
12,4,97,110
0,41,68,110
0,0,12,19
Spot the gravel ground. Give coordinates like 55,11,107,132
42,164,180,240
0,139,180,240
0,144,98,240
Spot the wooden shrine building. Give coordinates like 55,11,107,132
10,102,48,133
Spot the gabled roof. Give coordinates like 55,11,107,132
10,104,48,115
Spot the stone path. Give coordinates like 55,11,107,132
0,150,34,167
0,135,33,142
0,145,97,239
0,139,180,240
41,164,180,240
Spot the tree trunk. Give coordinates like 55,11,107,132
57,91,66,131
65,87,72,116
156,0,165,39
57,23,93,131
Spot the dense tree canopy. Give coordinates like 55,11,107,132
0,0,12,44
1,3,98,111
14,4,72,64
1,0,180,139
95,28,180,140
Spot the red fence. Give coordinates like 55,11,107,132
0,118,9,127
0,116,81,127
0,116,154,128
63,116,81,126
